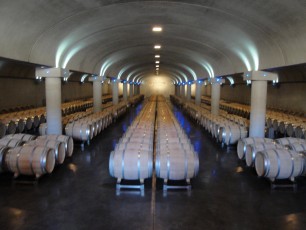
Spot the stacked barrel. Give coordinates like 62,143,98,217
237,137,306,182
155,97,199,181
0,133,73,178
202,96,306,139
170,95,248,146
109,97,156,181
0,99,93,138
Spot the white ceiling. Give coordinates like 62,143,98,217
0,0,306,83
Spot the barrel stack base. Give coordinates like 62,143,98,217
162,179,191,192
269,178,298,191
116,178,145,196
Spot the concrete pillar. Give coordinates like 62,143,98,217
123,82,128,101
45,78,62,134
129,83,134,98
36,67,69,135
211,83,220,115
89,76,103,113
195,81,202,105
181,84,186,98
249,81,267,137
134,84,138,95
210,78,225,115
187,83,191,101
112,80,119,105
244,70,278,138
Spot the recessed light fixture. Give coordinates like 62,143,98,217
152,26,162,32
155,55,160,58
154,45,161,49
155,61,160,64
156,65,159,68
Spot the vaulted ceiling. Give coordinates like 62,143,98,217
0,0,306,83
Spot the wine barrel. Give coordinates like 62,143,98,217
6,120,17,134
26,139,65,164
0,138,23,148
295,126,305,139
276,137,306,146
65,122,92,142
5,133,36,142
255,149,305,181
36,135,74,157
39,123,47,135
289,142,306,153
5,145,55,178
16,119,25,133
24,117,33,130
237,137,274,160
109,148,153,180
218,124,248,145
155,148,199,180
279,121,289,134
245,142,284,167
0,122,6,138
0,146,9,172
286,123,296,137
116,142,153,152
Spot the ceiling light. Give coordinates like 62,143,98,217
155,55,160,58
154,45,161,49
156,65,159,68
155,61,160,64
152,26,162,32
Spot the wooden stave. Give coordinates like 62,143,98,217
255,149,305,181
5,145,56,177
276,137,306,146
0,145,10,172
26,139,65,164
36,135,74,157
65,122,91,142
109,148,153,180
245,142,284,167
218,124,248,145
155,148,199,180
237,137,274,160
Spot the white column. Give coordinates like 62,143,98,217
133,84,138,95
45,77,62,134
176,85,180,97
112,80,119,105
90,77,102,113
129,83,134,98
249,81,268,137
211,78,225,115
181,84,186,98
244,70,278,138
195,81,202,105
187,83,191,101
123,82,128,101
36,67,69,135
211,84,221,116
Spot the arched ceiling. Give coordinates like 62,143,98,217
0,0,306,83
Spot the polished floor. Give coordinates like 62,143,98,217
1,101,306,230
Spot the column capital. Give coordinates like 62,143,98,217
243,71,278,81
209,78,225,85
36,67,70,78
89,75,104,82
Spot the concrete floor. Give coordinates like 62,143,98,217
1,101,306,230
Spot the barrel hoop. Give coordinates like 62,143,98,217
121,149,125,178
29,146,37,175
228,126,232,145
137,150,141,179
287,150,295,177
263,151,270,177
40,147,47,173
167,150,170,179
273,149,281,178
184,148,188,179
